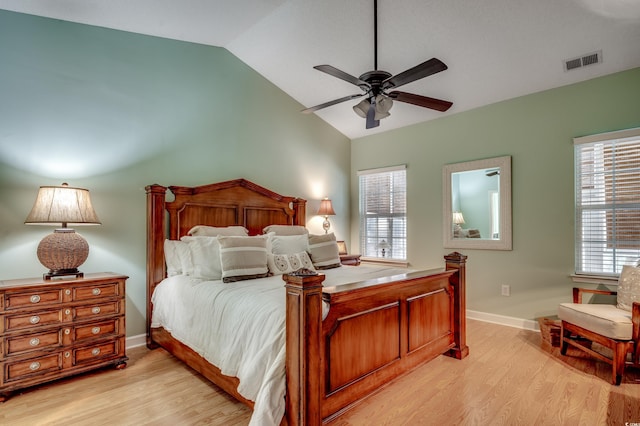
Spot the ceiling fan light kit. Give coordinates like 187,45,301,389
301,0,453,129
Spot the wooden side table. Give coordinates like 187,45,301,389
340,254,361,266
0,272,128,402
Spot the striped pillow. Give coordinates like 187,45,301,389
308,233,341,270
217,235,269,283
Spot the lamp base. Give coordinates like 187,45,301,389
37,228,89,280
322,217,331,234
43,268,84,281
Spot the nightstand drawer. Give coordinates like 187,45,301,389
5,289,63,310
5,353,63,382
5,329,62,356
74,301,120,320
4,309,64,332
74,340,119,365
73,282,120,301
74,318,122,342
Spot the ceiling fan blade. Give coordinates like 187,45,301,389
314,65,370,88
301,93,365,114
366,98,380,129
388,91,452,112
382,58,448,90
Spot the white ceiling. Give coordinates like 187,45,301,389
1,0,639,140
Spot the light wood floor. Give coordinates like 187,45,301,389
1,320,639,426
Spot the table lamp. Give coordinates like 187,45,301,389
25,183,101,280
317,198,336,234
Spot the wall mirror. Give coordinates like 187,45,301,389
443,156,512,250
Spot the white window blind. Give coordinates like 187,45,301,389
358,165,407,260
574,128,640,276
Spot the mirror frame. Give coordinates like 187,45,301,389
443,155,512,250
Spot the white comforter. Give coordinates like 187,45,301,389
151,264,412,425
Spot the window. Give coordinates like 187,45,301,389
574,128,640,276
358,165,407,260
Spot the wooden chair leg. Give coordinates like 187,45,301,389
612,341,627,386
560,326,570,355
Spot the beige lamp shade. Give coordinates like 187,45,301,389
452,212,465,225
25,184,101,226
25,183,101,280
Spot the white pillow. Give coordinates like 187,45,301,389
180,236,222,280
308,233,342,270
217,235,269,283
267,252,315,275
268,234,309,255
617,265,640,311
163,239,192,276
188,225,249,237
263,225,308,235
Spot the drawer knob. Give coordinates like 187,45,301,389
65,352,70,358
65,328,70,335
91,326,101,335
30,337,40,347
30,295,41,304
91,307,101,314
92,348,101,356
65,289,71,296
65,309,71,315
30,315,40,324
29,361,41,371
92,288,101,296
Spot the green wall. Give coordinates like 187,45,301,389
0,11,350,337
351,66,640,321
1,9,638,334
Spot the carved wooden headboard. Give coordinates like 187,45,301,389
145,178,306,337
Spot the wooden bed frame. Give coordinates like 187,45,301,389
146,178,468,425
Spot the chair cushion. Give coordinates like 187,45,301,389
558,303,633,340
617,265,640,311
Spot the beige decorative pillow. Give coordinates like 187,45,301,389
308,233,341,270
217,235,269,283
268,234,309,255
617,265,640,311
267,252,315,275
188,225,248,237
263,225,308,235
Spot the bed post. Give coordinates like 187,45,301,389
444,252,469,360
291,198,306,226
146,184,167,348
283,273,326,426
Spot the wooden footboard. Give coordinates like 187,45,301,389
284,252,468,425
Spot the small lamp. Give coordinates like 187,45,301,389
378,239,391,257
25,183,101,280
452,211,465,232
317,198,336,234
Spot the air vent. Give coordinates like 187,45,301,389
564,50,603,72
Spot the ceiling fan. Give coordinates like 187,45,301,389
301,0,453,129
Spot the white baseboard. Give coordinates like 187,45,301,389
467,310,540,332
126,333,147,349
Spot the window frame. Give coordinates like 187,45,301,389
574,127,640,278
358,164,407,262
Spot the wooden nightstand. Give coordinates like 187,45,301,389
0,272,128,402
340,254,361,266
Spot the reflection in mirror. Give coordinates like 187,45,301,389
443,156,512,250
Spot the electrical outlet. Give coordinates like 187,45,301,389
501,284,511,296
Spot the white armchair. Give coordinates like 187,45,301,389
558,264,640,385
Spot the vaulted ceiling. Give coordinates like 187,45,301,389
1,0,639,139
